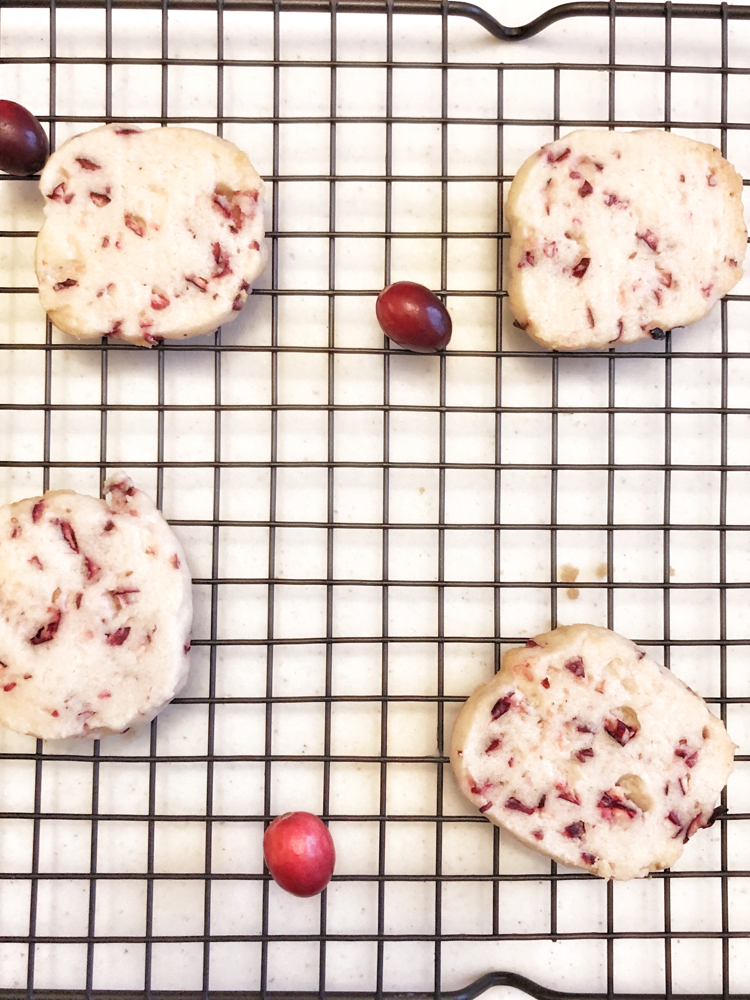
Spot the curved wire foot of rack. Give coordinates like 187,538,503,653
12,0,750,41
447,970,750,1000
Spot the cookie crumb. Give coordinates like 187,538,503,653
560,563,579,584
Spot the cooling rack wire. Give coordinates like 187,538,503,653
0,1,749,998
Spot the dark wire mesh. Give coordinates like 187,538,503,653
0,1,748,998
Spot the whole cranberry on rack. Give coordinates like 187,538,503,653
263,811,335,897
0,100,49,176
376,280,452,353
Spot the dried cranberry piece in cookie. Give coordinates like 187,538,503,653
0,100,49,175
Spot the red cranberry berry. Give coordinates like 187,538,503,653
0,100,49,176
375,281,452,353
263,811,335,897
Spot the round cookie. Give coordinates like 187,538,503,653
450,624,735,880
505,129,747,350
35,124,267,347
0,472,192,739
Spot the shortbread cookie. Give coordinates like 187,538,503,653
506,130,747,350
0,473,192,739
450,624,735,880
35,124,267,346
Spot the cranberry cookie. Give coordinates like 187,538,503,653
506,130,746,350
35,124,267,346
450,624,735,880
0,473,192,739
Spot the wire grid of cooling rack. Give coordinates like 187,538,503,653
0,0,750,997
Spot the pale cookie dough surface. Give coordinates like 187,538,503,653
0,473,192,739
35,124,267,347
450,624,735,880
506,130,747,350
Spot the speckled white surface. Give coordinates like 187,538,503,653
0,1,748,996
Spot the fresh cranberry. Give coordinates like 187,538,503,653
0,100,49,176
375,281,452,353
263,811,335,897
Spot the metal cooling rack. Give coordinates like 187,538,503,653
0,0,749,997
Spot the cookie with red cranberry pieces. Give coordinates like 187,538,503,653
506,129,746,350
450,624,735,880
35,124,267,346
0,472,192,739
